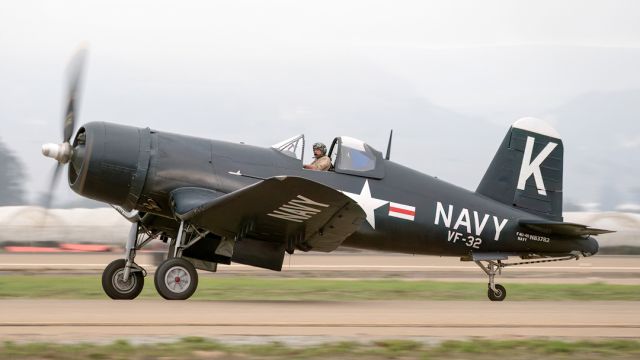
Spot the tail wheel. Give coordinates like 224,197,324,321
154,258,198,300
488,284,507,301
102,259,144,300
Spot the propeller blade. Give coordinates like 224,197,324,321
63,46,88,143
41,44,89,220
42,163,63,209
39,163,64,228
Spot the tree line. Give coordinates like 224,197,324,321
0,137,26,205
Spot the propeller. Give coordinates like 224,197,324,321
41,45,88,209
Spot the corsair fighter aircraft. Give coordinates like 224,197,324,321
42,49,611,301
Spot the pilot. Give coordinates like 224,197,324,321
303,142,331,171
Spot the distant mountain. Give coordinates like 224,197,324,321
544,90,640,209
369,45,640,123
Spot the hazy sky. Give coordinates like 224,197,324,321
3,1,640,50
1,0,639,205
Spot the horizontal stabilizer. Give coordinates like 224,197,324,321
519,219,614,236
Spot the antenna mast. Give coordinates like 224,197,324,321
385,129,393,160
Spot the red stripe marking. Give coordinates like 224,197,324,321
60,244,111,252
4,246,63,253
389,206,415,216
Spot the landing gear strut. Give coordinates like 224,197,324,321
152,221,207,300
101,216,217,300
472,254,581,301
474,260,507,301
101,222,155,300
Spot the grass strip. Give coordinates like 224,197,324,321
0,275,639,301
2,338,640,359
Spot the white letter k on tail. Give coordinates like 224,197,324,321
517,136,557,196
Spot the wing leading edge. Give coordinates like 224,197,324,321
170,176,366,252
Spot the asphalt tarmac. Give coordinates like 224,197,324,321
0,300,638,343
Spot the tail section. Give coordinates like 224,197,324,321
476,118,564,221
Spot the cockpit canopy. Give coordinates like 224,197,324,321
271,134,385,179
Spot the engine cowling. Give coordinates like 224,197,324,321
69,122,151,210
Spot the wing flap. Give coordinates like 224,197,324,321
519,219,614,236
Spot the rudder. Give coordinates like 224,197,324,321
476,117,563,221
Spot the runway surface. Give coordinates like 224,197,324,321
0,300,638,342
1,253,639,283
1,254,639,343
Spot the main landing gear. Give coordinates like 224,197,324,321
102,220,206,300
102,223,151,300
154,258,198,300
471,254,580,301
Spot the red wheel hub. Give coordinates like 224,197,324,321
175,276,181,283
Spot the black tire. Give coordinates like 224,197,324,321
487,284,507,301
154,258,198,300
102,259,144,300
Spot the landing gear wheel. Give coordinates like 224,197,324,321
154,258,198,300
488,284,506,301
102,259,144,300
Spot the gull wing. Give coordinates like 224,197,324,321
170,176,365,252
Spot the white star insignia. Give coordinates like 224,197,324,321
341,180,388,229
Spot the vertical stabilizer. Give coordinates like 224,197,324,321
476,118,563,221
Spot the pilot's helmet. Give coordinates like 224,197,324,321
312,142,327,155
